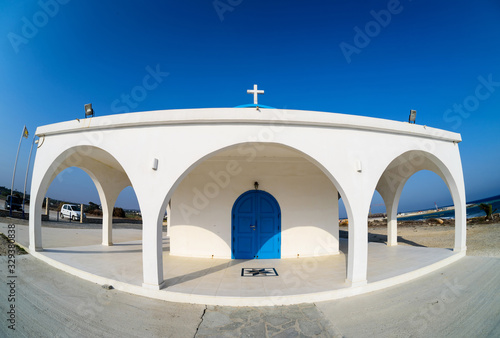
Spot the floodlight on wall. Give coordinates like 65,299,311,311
409,110,417,124
85,103,94,118
254,181,259,190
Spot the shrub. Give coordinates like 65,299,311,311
113,207,125,218
85,201,101,215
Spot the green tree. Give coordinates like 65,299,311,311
479,203,497,220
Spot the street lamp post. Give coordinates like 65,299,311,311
10,126,28,217
22,135,37,219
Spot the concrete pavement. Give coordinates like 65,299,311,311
316,256,500,337
1,253,499,337
1,220,499,337
0,222,464,306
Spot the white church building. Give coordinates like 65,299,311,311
29,86,466,299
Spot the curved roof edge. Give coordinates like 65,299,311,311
35,108,462,143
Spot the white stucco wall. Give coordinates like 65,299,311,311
170,157,339,259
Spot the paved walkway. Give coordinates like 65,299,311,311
1,222,461,306
1,254,499,337
196,303,338,337
1,222,499,336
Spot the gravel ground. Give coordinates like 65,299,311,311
363,221,500,257
0,233,27,256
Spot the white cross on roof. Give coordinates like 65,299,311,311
247,84,264,105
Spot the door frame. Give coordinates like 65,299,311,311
231,190,281,259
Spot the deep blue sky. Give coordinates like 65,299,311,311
1,0,499,214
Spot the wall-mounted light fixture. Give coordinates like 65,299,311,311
152,158,158,171
409,109,416,124
85,103,94,118
356,160,362,173
254,181,259,190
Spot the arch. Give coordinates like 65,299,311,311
231,190,281,259
374,150,466,251
29,145,133,251
161,140,360,282
167,142,342,257
157,141,354,240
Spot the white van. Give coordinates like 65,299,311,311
60,204,85,221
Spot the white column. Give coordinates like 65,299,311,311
29,194,43,251
377,176,406,248
102,210,113,246
453,186,467,252
101,192,120,246
346,208,368,287
344,182,369,287
386,202,398,246
28,155,60,252
142,204,165,290
85,170,129,247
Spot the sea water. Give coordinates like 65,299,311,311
398,194,500,221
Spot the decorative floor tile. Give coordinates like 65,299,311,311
241,268,278,277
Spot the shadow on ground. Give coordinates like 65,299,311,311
339,229,426,247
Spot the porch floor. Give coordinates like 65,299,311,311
3,224,463,306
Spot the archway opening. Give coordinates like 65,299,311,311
167,142,344,260
31,145,136,250
399,170,453,216
40,168,142,247
111,186,142,243
43,167,104,247
396,170,455,249
374,149,460,251
115,186,141,222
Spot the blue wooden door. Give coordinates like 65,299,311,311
232,190,281,259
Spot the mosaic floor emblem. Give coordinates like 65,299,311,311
241,268,278,277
